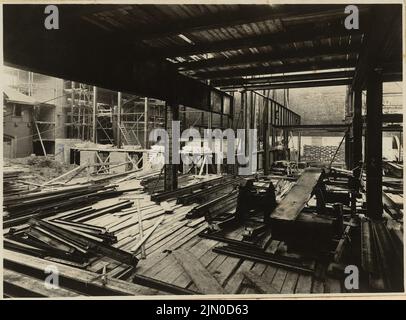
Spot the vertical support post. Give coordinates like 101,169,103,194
353,89,363,176
71,81,75,138
34,120,47,157
263,99,270,175
92,86,97,143
366,70,383,219
117,92,122,148
136,198,146,259
164,103,179,191
144,97,148,149
298,131,301,162
345,132,351,169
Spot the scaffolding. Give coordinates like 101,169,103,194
119,96,165,148
64,81,94,141
63,80,166,148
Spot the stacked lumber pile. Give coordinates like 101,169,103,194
186,190,239,219
141,173,192,194
360,219,404,292
151,175,243,204
302,145,345,163
3,167,36,196
5,198,137,267
3,183,136,228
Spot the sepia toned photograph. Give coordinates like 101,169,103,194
1,1,404,299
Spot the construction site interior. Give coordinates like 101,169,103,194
2,4,404,297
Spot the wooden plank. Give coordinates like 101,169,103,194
130,216,165,253
280,271,299,294
270,269,288,292
271,168,322,221
224,260,255,294
241,263,278,294
136,224,208,275
212,256,242,287
242,270,278,294
170,239,220,289
3,250,156,295
295,274,313,294
4,268,80,297
172,249,227,294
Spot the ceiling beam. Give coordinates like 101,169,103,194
81,5,367,42
211,70,355,87
138,25,362,60
132,5,299,41
191,59,356,80
220,79,352,91
176,43,361,71
274,124,350,130
130,5,364,41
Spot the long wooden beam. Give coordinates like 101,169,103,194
274,124,350,130
191,59,355,80
141,26,362,60
213,70,354,87
271,168,323,222
129,5,360,41
220,79,351,91
131,5,296,41
177,44,361,71
3,249,157,296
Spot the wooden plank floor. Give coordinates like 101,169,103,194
4,173,343,296
64,175,343,295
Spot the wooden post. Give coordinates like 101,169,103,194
34,120,47,157
144,97,148,149
298,131,301,162
164,103,179,191
92,86,97,143
117,92,122,148
366,70,383,219
71,81,75,138
263,99,270,175
136,198,146,259
353,89,363,176
345,132,351,169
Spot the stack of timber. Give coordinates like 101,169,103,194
177,176,243,205
186,190,239,219
3,167,34,196
150,175,241,203
360,219,403,292
3,183,136,228
5,197,137,268
6,218,137,268
141,173,193,194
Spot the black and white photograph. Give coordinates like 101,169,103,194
1,1,404,299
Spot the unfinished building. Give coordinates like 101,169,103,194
2,3,403,297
